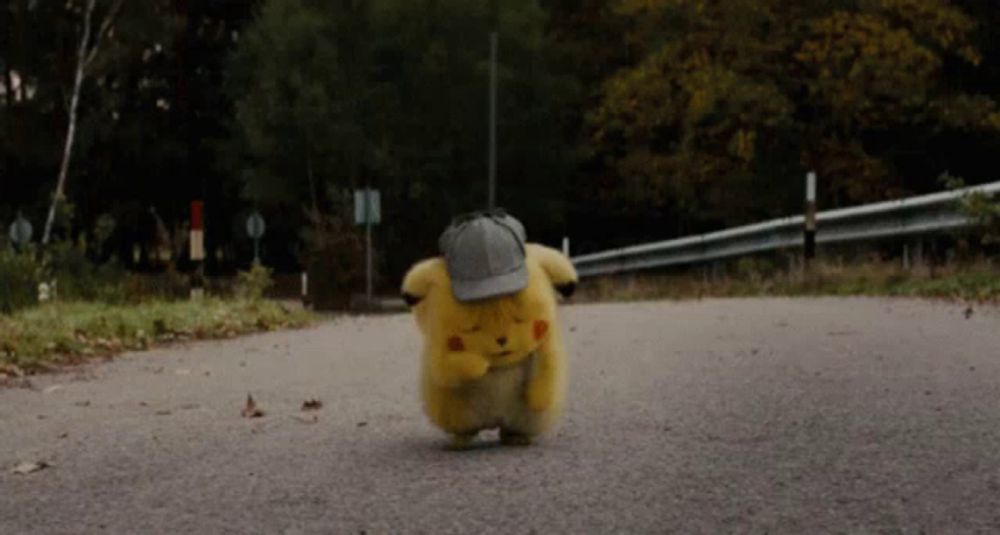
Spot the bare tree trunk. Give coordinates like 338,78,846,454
42,0,97,245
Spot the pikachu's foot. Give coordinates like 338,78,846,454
499,429,534,447
446,432,478,451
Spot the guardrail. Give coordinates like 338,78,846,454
572,181,1000,278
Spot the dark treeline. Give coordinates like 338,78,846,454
3,0,1000,290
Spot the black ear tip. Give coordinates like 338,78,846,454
402,292,422,306
555,282,577,298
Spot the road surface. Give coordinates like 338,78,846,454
2,298,1000,534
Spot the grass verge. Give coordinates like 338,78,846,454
577,261,1000,304
0,299,314,375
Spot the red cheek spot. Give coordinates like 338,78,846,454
533,320,549,341
447,336,465,351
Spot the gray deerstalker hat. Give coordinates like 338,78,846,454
438,209,528,302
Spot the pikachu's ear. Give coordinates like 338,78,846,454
401,258,448,306
526,244,578,298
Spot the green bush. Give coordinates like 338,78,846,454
121,270,191,302
940,173,1000,254
236,263,274,301
43,240,127,303
0,249,40,314
301,209,365,310
734,257,778,283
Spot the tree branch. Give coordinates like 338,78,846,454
82,0,125,72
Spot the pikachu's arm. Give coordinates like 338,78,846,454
526,244,578,298
525,341,560,412
426,343,490,388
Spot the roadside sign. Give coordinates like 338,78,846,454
8,215,32,246
354,189,380,310
354,189,381,226
246,211,266,239
246,211,266,265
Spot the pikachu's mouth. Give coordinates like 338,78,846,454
491,350,513,357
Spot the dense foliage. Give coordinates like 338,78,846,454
3,0,1000,290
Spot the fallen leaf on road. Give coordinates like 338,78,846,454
74,401,91,407
0,363,25,377
43,385,64,394
301,399,323,411
179,403,200,411
291,414,318,424
155,410,172,416
12,461,49,475
964,306,974,319
242,394,264,418
356,421,368,428
1,378,34,389
58,433,68,439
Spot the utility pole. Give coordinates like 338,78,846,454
487,0,498,209
354,187,380,312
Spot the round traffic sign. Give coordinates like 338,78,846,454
246,212,266,239
8,215,33,245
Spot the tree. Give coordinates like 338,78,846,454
583,0,1000,239
41,0,124,245
226,0,578,283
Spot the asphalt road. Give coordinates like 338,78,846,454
2,298,1000,534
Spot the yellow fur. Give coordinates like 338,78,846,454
402,243,577,445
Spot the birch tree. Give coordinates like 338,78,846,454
41,0,123,245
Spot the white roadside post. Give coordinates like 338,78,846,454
190,201,206,300
301,271,310,308
805,172,817,265
562,236,570,256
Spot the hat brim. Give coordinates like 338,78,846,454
451,266,529,302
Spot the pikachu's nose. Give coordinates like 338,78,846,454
496,336,508,347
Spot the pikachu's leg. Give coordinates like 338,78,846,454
499,428,533,447
447,430,480,450
423,382,479,433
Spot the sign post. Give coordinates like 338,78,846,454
246,211,266,265
354,188,381,311
190,201,205,300
8,213,33,251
